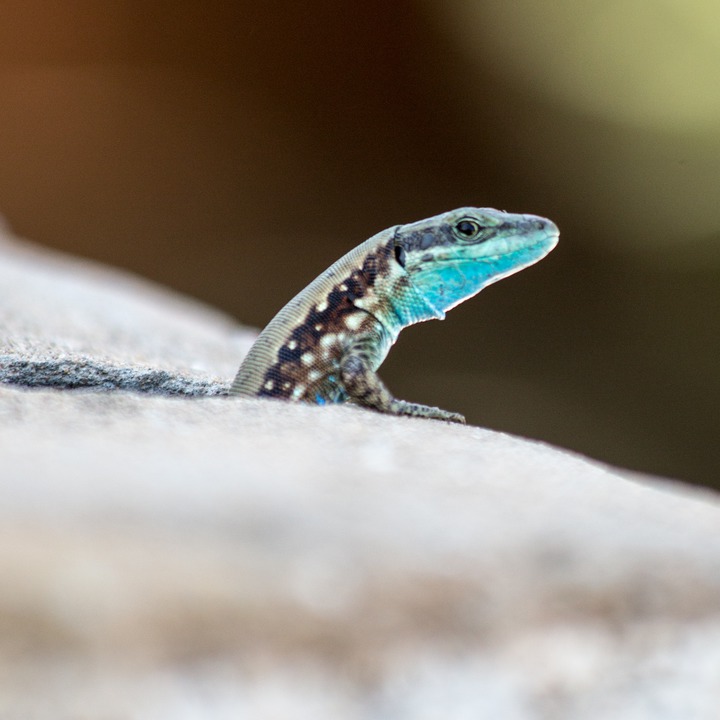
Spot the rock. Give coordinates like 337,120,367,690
1,222,719,719
0,227,251,394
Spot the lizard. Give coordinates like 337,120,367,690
230,207,559,423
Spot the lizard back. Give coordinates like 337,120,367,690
230,227,395,402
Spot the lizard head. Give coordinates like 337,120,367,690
390,207,559,320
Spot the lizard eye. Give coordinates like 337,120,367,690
453,219,481,240
394,244,407,268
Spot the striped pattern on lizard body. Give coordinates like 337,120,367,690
231,207,559,423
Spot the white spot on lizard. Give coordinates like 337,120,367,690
320,334,337,349
343,313,365,332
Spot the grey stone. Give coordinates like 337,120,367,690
1,222,719,719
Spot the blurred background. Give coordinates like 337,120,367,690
0,1,717,487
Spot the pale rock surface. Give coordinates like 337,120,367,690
0,221,719,719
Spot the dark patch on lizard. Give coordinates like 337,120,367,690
399,224,456,252
257,246,391,400
396,220,521,253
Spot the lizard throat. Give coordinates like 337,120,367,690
387,275,446,331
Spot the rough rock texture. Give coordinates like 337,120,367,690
1,222,719,719
0,223,247,395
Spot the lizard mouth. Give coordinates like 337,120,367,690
421,232,558,266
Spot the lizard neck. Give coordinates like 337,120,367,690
383,275,446,336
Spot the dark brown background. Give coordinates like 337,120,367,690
0,2,718,487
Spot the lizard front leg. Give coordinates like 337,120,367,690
339,351,466,424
